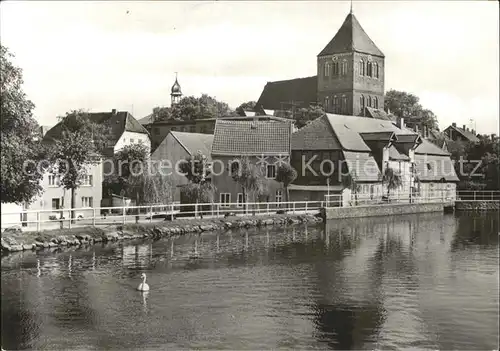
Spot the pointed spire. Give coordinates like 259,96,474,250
350,0,353,14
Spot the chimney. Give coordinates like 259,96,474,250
472,129,475,135
452,122,456,127
397,117,405,129
111,109,117,115
462,124,466,130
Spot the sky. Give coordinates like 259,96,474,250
1,1,498,134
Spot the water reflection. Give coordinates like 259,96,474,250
1,212,499,350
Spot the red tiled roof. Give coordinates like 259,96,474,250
211,119,292,156
318,13,384,57
255,76,318,111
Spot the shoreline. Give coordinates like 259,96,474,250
1,213,324,254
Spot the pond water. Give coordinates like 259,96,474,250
1,212,499,350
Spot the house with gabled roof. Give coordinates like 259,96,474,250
151,131,213,202
44,109,151,157
443,123,480,143
289,113,459,205
210,118,293,209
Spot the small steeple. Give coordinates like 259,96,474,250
170,72,182,106
350,0,353,14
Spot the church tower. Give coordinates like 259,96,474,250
170,73,182,106
317,11,385,116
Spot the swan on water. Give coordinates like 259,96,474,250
137,273,150,291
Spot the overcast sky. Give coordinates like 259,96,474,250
1,1,498,134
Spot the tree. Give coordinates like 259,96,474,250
1,45,45,204
50,110,109,221
275,163,297,207
230,157,268,214
178,152,215,217
383,167,403,200
236,101,257,116
294,104,325,129
104,143,149,202
172,94,235,120
341,170,361,205
150,106,172,122
384,89,439,130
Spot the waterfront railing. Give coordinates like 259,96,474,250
2,190,499,232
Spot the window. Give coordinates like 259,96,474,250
367,61,372,77
237,193,247,208
48,175,59,187
189,126,195,133
373,62,379,78
324,63,330,78
360,95,365,110
359,59,365,76
82,196,93,208
341,60,348,75
333,95,338,113
374,97,379,109
200,126,206,133
276,190,283,203
220,193,231,207
332,62,339,76
367,96,372,108
171,127,177,132
81,175,93,186
266,164,276,179
130,138,135,144
342,95,348,114
52,198,60,210
324,96,330,110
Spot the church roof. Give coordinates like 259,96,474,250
255,76,318,111
318,13,384,57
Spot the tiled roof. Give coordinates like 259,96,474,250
444,125,480,143
138,114,154,125
255,76,318,111
325,113,409,152
44,111,149,147
359,131,395,142
414,155,459,182
211,119,292,156
171,131,213,161
343,151,381,182
291,115,341,150
318,13,384,57
365,107,391,121
388,145,410,161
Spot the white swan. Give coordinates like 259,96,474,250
137,273,150,291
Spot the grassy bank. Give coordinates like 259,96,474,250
1,213,323,253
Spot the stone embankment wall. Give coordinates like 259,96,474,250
1,214,323,253
455,201,500,211
324,203,445,220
